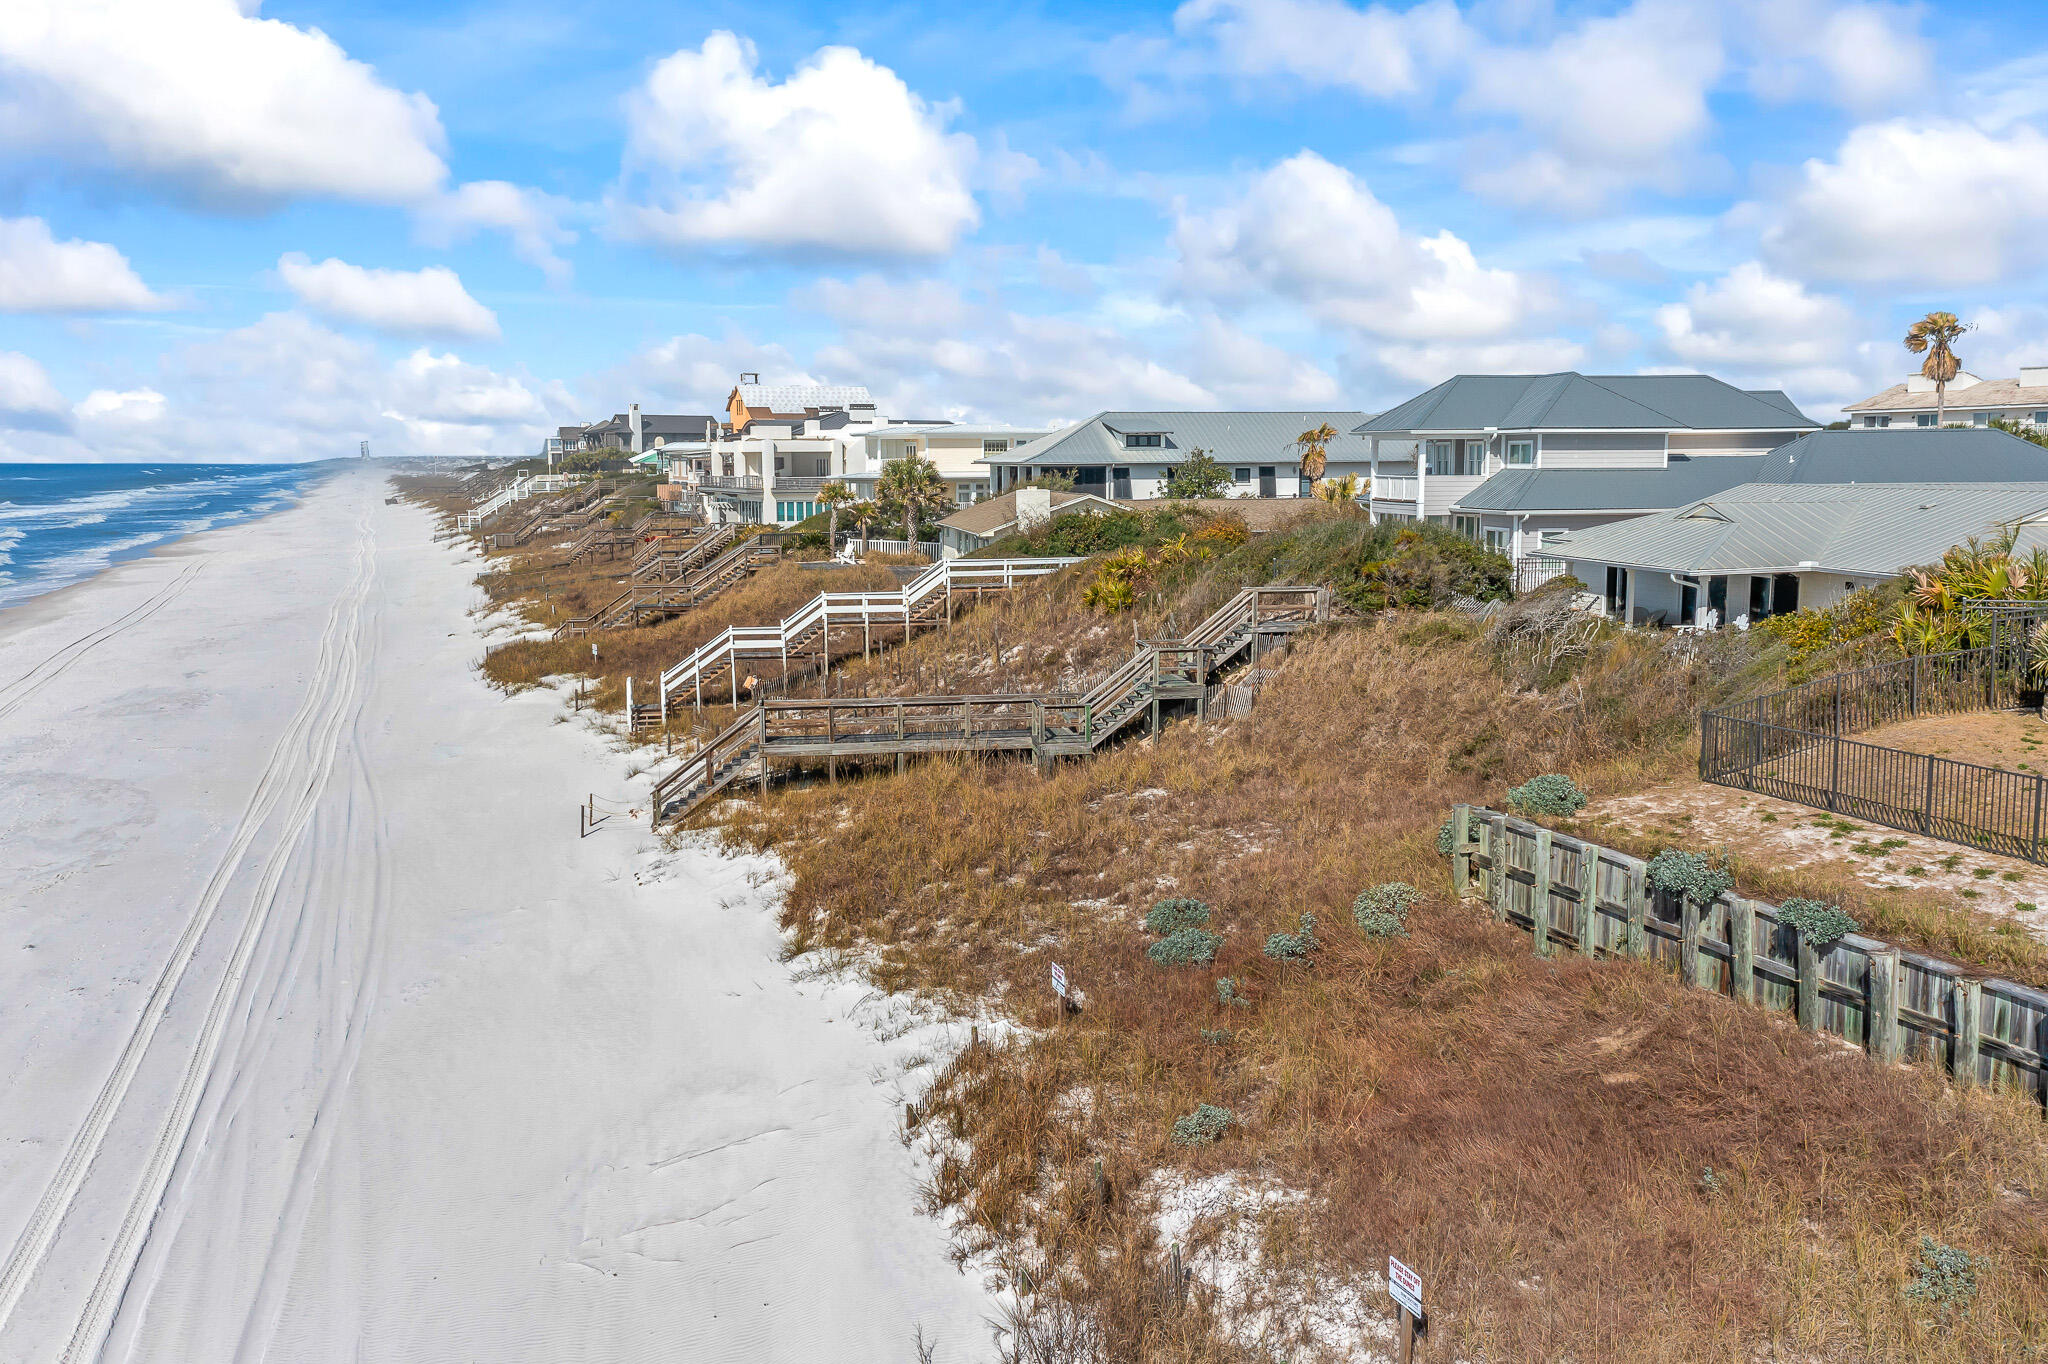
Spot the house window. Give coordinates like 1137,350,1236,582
1916,413,1936,427
1233,467,1251,485
2035,412,2048,426
1124,432,1163,448
1452,514,1480,540
982,439,1010,455
1425,440,1455,475
1112,467,1132,499
1483,526,1511,553
1506,439,1534,466
1975,411,1993,426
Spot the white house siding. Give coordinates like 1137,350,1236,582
1421,474,1487,517
1666,431,1803,456
1537,432,1667,468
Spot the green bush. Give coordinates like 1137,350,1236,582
1352,883,1418,938
1436,817,1457,857
1776,896,1860,946
1199,1027,1234,1046
1145,898,1212,935
1171,1103,1234,1146
1148,928,1223,967
1645,849,1735,904
1506,772,1588,816
1214,976,1250,1008
1262,912,1319,961
1903,1236,1983,1318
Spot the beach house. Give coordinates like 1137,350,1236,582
844,423,1052,509
1355,373,1818,561
980,411,1370,500
1844,366,2048,429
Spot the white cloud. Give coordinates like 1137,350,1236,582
390,349,542,424
1653,262,1865,395
1738,0,1929,112
277,253,499,339
1753,119,2048,286
1171,0,1471,97
613,31,979,256
1174,151,1539,340
416,181,577,285
0,351,68,431
0,217,168,312
73,386,166,424
1462,2,1722,211
0,0,446,205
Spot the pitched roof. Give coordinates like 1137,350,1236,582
1846,374,2048,412
937,488,1120,538
1453,457,1767,513
735,382,874,412
997,411,1369,467
1355,373,1819,434
1453,427,2048,516
640,413,715,437
1552,483,2048,577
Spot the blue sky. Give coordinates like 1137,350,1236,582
3,0,2048,460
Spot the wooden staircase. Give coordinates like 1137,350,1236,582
648,586,1327,824
552,536,781,640
632,525,735,581
652,555,1082,716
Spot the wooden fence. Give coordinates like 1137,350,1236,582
1447,805,2048,1107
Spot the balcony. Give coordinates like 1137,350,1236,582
773,475,835,495
701,475,763,493
1370,475,1419,502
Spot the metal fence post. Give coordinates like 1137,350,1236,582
2034,773,2045,865
1923,753,1937,835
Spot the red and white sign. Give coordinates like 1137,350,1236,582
1051,962,1068,999
1388,1255,1423,1319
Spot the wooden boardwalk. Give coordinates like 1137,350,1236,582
649,586,1326,824
553,533,780,640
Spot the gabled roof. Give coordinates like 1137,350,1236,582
1553,482,2048,577
735,383,874,412
640,413,715,437
995,411,1369,467
1355,373,1819,434
938,488,1121,538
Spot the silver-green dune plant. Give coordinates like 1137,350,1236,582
1645,849,1735,905
1263,913,1319,960
1171,1103,1233,1146
1776,896,1860,947
1904,1236,1984,1322
1352,882,1418,938
1507,772,1588,817
1149,928,1223,967
1145,898,1212,935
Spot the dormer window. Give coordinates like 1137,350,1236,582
1123,432,1163,448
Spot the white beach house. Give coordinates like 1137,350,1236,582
979,411,1370,500
1844,367,2048,429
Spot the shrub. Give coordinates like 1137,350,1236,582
1171,1103,1234,1146
1352,882,1418,938
1263,912,1320,961
1903,1236,1983,1318
1214,977,1250,1008
1145,898,1212,935
1148,928,1223,967
1199,1027,1234,1046
1506,772,1588,817
1645,849,1735,904
1776,896,1860,946
1436,817,1457,857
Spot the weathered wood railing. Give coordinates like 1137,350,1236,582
1447,805,2048,1106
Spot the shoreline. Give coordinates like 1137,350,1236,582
0,469,993,1361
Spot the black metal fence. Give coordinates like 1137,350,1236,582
1700,646,2048,862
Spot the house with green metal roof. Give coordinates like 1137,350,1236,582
983,410,1369,501
1354,372,1817,559
1551,480,2048,629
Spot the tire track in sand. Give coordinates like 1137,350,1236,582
0,560,205,722
0,521,368,1347
59,511,377,1364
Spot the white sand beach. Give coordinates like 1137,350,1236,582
0,468,990,1362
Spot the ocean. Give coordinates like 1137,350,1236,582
0,462,337,610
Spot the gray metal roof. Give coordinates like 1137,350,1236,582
1453,456,1766,513
995,411,1369,467
1355,372,1819,434
1552,483,2048,577
1753,426,2048,482
1453,426,2048,515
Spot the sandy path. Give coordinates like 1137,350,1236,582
0,469,989,1362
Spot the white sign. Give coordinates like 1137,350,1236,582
1388,1255,1423,1319
1051,963,1068,999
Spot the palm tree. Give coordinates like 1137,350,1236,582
846,499,881,555
817,480,854,553
1294,422,1338,491
1904,312,1972,425
877,452,952,552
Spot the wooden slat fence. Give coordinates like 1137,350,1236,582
1447,805,2048,1108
